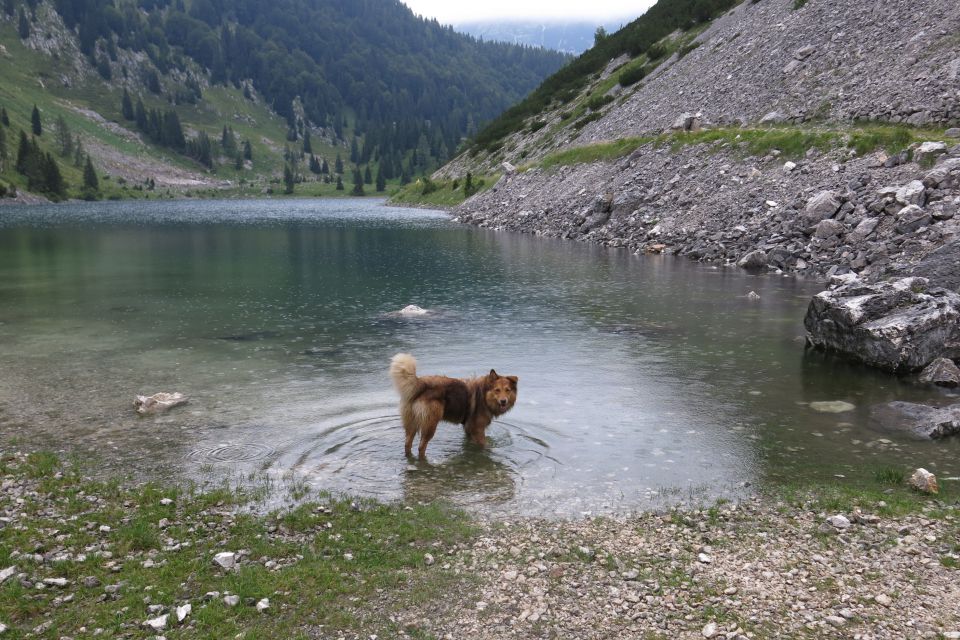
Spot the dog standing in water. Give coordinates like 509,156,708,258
390,353,518,458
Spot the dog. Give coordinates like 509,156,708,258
390,353,518,459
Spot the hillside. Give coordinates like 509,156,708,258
0,0,568,202
433,0,960,287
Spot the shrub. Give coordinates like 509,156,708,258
618,65,647,87
528,119,547,133
573,112,604,130
586,94,615,111
677,42,701,59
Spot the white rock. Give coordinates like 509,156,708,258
223,595,240,607
397,305,429,316
697,553,712,564
909,468,939,494
134,392,188,415
424,553,435,566
826,515,851,529
343,553,354,561
143,614,168,631
702,622,718,638
747,291,761,300
256,598,270,613
824,615,846,627
895,180,925,206
42,578,68,587
175,604,191,623
0,622,7,634
0,567,16,584
809,400,855,413
783,161,797,172
213,552,236,569
875,593,892,607
160,498,174,506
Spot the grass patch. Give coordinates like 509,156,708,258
389,174,497,208
0,452,473,638
539,137,654,168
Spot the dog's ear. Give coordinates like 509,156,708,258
506,375,518,388
488,369,499,380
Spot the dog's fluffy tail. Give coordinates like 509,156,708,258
390,353,420,402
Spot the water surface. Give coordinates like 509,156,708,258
0,198,957,516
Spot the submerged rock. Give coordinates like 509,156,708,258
804,276,960,372
809,400,855,413
134,392,188,415
870,401,960,439
918,357,960,387
396,304,429,317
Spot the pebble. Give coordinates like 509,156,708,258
697,553,712,564
159,498,173,506
0,567,15,584
223,595,240,607
826,514,851,529
256,598,270,613
875,593,892,607
42,577,68,587
143,615,168,631
213,552,236,569
175,604,191,623
424,553,435,566
824,615,846,627
702,622,718,638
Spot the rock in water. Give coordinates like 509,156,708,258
918,358,960,387
909,468,938,494
810,400,855,413
134,392,188,415
870,402,960,440
397,304,429,316
804,276,960,371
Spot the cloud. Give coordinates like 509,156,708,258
402,0,654,24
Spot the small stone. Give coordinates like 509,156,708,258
503,570,518,581
622,569,639,580
82,576,100,588
175,604,191,623
223,595,240,607
43,578,68,587
895,180,925,206
702,622,718,638
0,622,7,634
825,615,846,628
783,161,797,172
0,567,16,584
875,593,892,607
918,358,960,387
476,601,488,611
98,525,111,533
909,468,939,494
946,128,960,139
143,615,168,631
697,553,712,564
747,291,761,301
424,553,435,566
809,401,855,413
723,586,738,595
213,552,236,569
256,598,269,613
159,498,173,506
826,515,851,529
343,553,354,561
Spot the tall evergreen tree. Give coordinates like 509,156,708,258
17,7,29,39
82,154,99,196
283,164,295,194
121,90,134,121
15,130,30,173
0,107,9,126
54,116,73,157
363,164,372,185
375,164,386,192
334,153,343,174
31,105,42,136
0,127,7,172
351,166,364,196
349,137,358,164
242,140,252,161
96,55,112,80
335,175,344,191
302,129,312,154
73,135,84,167
320,157,329,174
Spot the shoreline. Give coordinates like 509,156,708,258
1,450,957,638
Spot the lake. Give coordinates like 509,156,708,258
0,198,957,516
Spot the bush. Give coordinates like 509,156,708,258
528,119,547,133
618,65,647,87
677,42,701,59
646,42,667,59
573,112,604,130
586,94,614,111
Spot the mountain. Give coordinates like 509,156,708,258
0,0,569,202
423,0,960,290
455,20,627,55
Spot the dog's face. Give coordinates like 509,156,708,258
485,369,518,415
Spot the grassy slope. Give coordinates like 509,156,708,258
0,20,350,201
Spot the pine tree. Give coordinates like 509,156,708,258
321,157,329,174
73,135,84,167
308,155,321,174
302,129,312,154
349,137,358,164
0,127,7,171
54,116,73,157
234,153,243,170
375,165,386,192
121,90,134,121
15,130,30,174
17,7,29,39
31,105,42,136
0,107,9,126
134,99,147,131
283,164,295,194
351,166,364,196
335,175,344,191
82,154,99,196
334,153,343,174
363,165,372,185
96,55,112,80
242,140,252,161
464,172,474,197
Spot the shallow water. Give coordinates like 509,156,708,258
0,198,957,516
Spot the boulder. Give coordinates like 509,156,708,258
870,402,960,440
802,190,842,225
895,180,925,207
134,392,188,415
671,112,701,132
918,357,960,387
909,468,939,493
814,218,845,239
947,128,960,139
849,217,880,242
894,205,932,233
893,239,960,292
737,249,768,270
759,111,787,125
914,141,947,164
804,276,960,371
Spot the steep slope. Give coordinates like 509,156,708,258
440,0,960,286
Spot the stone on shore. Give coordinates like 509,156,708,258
801,190,842,225
134,392,188,415
909,468,939,494
804,276,960,371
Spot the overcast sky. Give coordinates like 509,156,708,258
402,1,655,24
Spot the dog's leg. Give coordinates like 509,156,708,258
417,401,443,460
401,404,418,457
464,416,491,447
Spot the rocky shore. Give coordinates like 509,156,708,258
2,451,958,639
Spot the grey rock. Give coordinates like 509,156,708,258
223,595,240,607
849,216,880,241
737,249,768,270
909,468,939,493
804,276,960,371
894,204,932,233
814,218,845,239
918,358,960,387
759,111,787,125
213,552,236,569
895,180,925,206
825,615,846,628
870,402,960,439
894,239,960,292
794,44,816,59
826,514,851,529
0,567,15,585
947,128,960,139
802,190,842,224
914,141,947,164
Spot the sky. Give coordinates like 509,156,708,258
402,0,656,24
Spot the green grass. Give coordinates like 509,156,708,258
389,174,498,208
539,137,653,168
0,452,473,638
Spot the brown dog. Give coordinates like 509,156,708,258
390,353,518,458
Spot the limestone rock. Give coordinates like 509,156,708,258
894,204,932,233
895,180,925,206
918,357,960,387
826,514,851,529
914,141,947,164
213,552,236,569
144,615,168,631
814,218,845,239
737,249,767,270
893,239,960,292
804,276,960,371
134,392,188,415
909,468,938,494
802,190,841,224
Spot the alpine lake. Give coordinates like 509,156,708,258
1,198,957,517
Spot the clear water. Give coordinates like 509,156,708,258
0,198,957,516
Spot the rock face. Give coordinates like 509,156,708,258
804,276,960,371
870,402,960,440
